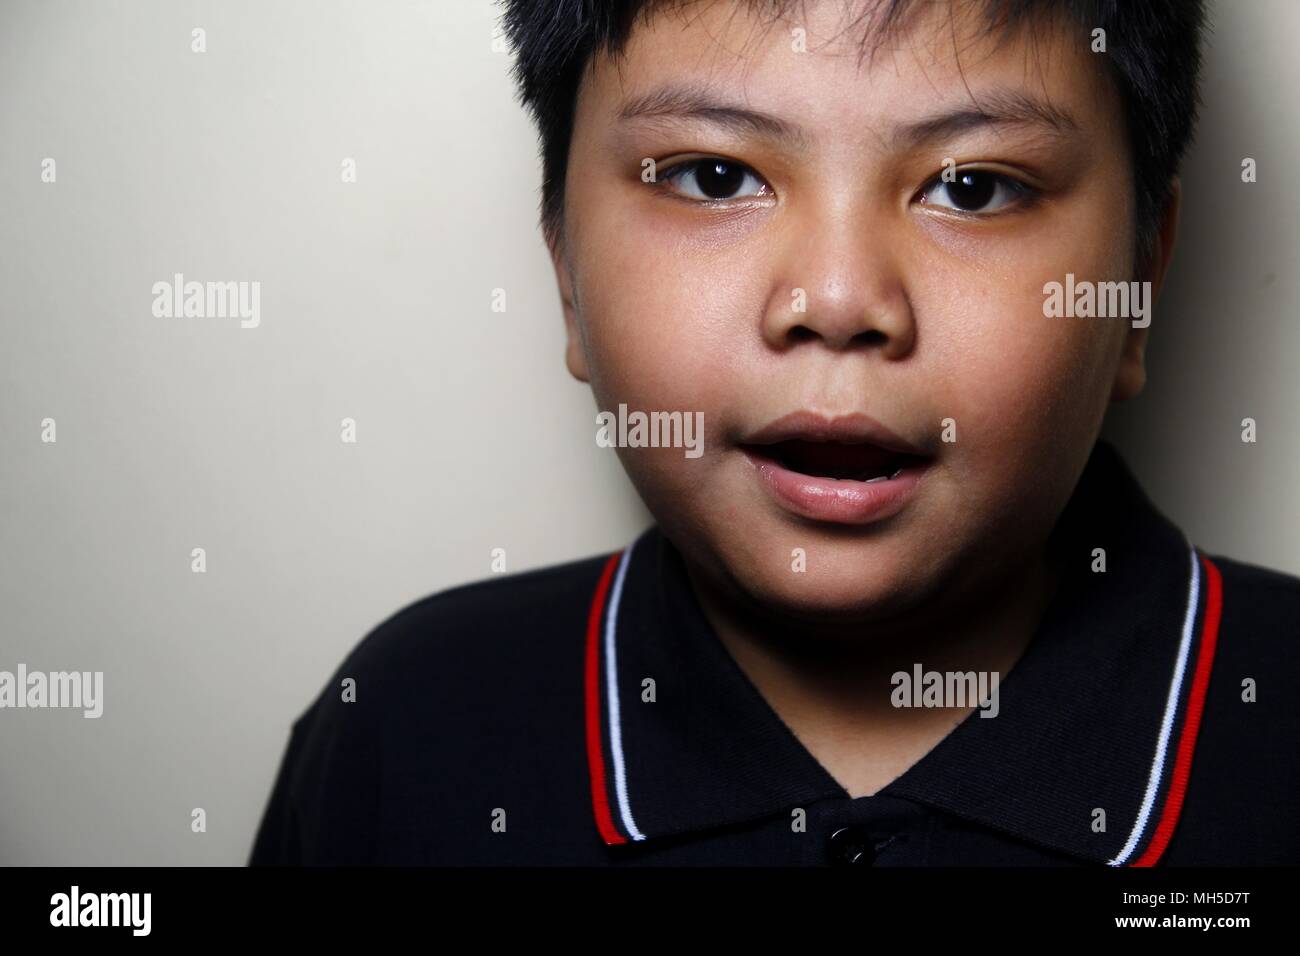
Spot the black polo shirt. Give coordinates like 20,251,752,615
249,440,1300,865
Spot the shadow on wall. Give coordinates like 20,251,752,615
1102,0,1299,574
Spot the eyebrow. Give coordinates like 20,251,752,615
618,84,810,150
893,89,1081,148
616,83,1081,151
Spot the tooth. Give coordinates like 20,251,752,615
864,467,904,484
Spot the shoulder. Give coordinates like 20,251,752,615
252,547,621,864
1197,549,1300,699
1206,550,1300,593
1197,549,1300,729
1203,550,1300,646
330,549,617,701
1170,549,1300,863
279,548,621,745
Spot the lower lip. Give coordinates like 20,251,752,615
742,449,930,526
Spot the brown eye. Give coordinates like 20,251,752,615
661,158,769,202
920,169,1029,214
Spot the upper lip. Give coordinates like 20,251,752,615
741,410,929,457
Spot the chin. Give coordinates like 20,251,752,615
724,544,934,625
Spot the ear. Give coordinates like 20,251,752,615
549,231,590,383
1112,177,1181,402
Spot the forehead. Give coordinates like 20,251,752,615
577,0,1116,150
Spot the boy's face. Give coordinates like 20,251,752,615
551,0,1174,621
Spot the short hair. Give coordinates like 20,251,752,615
500,0,1207,264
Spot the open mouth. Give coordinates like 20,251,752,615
740,439,927,482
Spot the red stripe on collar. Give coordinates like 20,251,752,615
1129,552,1224,867
585,551,626,846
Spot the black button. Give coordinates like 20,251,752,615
827,825,876,865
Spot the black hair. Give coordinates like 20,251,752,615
500,0,1206,263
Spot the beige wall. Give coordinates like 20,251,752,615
0,0,1293,864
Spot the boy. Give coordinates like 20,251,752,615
250,0,1300,865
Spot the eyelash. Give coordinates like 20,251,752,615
655,157,771,205
915,168,1038,217
653,156,1038,217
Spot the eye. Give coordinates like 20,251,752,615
658,157,771,202
918,168,1031,214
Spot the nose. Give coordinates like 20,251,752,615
761,211,917,358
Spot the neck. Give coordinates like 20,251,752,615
680,544,1060,797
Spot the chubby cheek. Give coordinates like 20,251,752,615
921,255,1126,546
574,232,750,487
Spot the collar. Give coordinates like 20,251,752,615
583,440,1223,866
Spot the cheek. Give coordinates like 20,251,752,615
941,295,1117,435
916,216,1130,455
575,230,754,416
905,267,1124,572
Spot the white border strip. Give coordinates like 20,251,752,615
1108,544,1201,866
603,538,645,841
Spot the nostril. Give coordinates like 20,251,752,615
854,329,888,345
786,325,889,348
